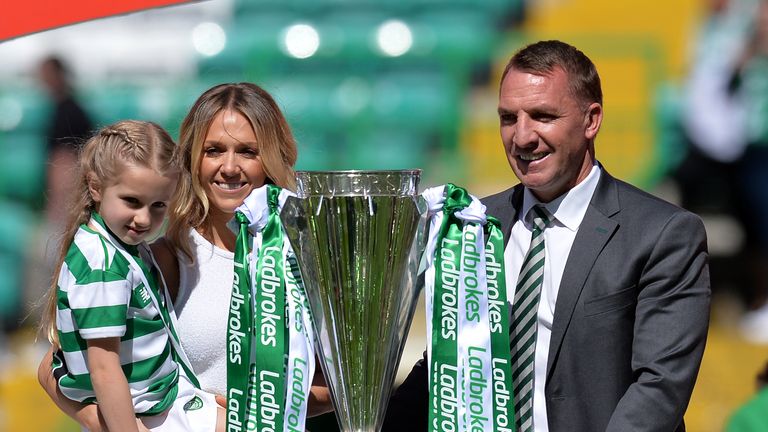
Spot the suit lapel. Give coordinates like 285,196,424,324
496,186,523,246
546,172,620,379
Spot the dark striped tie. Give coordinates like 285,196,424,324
511,205,551,432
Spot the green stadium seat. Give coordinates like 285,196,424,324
0,87,49,133
293,131,342,171
82,85,141,127
265,75,344,133
0,252,23,325
0,201,33,255
367,69,461,132
0,200,34,324
412,10,498,68
209,12,301,77
345,128,430,170
0,132,47,205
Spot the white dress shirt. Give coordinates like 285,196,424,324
504,163,601,431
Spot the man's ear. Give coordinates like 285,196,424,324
87,173,102,202
584,102,603,140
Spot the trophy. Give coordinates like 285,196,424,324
281,170,426,432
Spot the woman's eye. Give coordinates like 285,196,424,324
204,147,221,156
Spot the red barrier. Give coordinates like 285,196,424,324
0,0,193,41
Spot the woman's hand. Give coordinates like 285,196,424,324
38,346,108,431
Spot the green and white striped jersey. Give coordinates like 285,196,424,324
55,214,179,415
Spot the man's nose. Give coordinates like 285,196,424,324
513,116,538,147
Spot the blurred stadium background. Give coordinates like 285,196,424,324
0,0,766,430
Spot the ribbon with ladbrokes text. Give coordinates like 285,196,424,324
423,184,515,432
227,184,316,432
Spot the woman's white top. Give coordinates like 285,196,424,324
174,228,233,396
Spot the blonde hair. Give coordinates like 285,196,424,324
166,82,298,260
39,120,178,346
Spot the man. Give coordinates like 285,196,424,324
384,40,710,431
38,55,93,228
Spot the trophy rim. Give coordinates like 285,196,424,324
296,169,422,176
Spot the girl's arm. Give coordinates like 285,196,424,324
86,338,139,432
37,346,108,432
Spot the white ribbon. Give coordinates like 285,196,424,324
283,242,315,432
421,185,446,368
456,222,492,432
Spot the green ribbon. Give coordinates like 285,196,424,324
429,184,472,431
227,211,254,431
428,184,515,432
227,185,290,432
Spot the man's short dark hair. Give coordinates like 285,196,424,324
501,40,603,106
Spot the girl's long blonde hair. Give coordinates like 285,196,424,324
166,82,298,261
39,120,178,346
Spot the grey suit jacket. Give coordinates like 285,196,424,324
384,171,711,432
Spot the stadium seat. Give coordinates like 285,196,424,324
345,128,430,170
0,86,49,134
293,131,340,170
82,85,141,127
0,252,23,327
0,132,47,205
0,200,34,327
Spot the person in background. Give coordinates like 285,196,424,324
676,0,768,343
385,40,711,432
725,361,768,431
38,55,93,229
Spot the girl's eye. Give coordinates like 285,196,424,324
122,197,140,206
152,202,167,209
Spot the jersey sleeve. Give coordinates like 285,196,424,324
64,268,132,339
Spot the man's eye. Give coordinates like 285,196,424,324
534,114,555,122
500,114,516,125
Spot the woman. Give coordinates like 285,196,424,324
38,83,331,430
155,83,299,397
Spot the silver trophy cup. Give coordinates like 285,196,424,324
281,170,426,432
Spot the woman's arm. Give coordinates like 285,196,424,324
37,346,108,432
308,358,333,417
86,338,139,432
150,237,180,301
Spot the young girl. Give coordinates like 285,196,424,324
39,120,224,432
